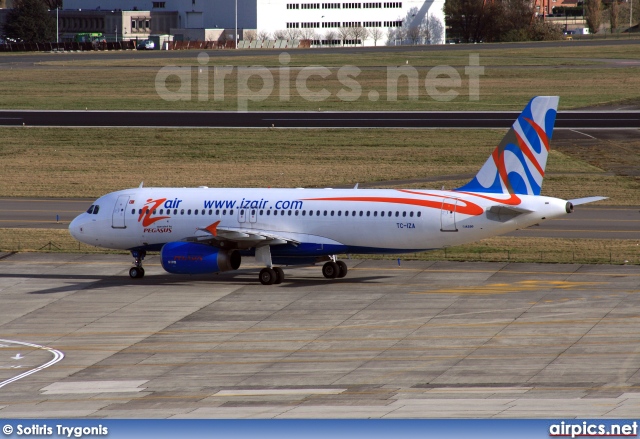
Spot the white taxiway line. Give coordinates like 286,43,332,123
0,339,64,389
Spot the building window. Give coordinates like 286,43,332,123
131,19,137,29
152,1,166,7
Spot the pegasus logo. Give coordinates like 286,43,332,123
138,198,171,227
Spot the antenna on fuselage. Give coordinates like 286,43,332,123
354,183,359,189
139,182,144,188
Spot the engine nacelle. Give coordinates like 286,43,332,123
161,242,241,275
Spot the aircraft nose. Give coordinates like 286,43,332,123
68,215,85,241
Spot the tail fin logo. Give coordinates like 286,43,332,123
456,96,559,196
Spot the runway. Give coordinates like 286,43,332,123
1,109,639,128
0,254,639,418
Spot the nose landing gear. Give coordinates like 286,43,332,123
129,250,146,279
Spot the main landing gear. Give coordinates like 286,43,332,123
259,266,285,285
322,260,348,279
129,250,146,279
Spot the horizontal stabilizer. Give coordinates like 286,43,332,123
568,196,608,206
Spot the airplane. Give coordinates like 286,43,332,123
69,96,605,285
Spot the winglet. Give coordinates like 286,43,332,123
455,96,559,196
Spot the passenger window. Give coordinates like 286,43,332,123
331,211,334,216
202,209,205,215
188,209,192,215
374,211,377,217
260,210,264,215
194,209,198,215
288,210,292,216
338,211,341,216
345,211,349,216
240,209,244,215
380,211,384,217
295,210,299,216
159,209,163,215
410,211,414,217
403,212,406,217
359,211,363,216
131,209,135,214
86,205,94,214
208,209,212,215
93,205,100,214
395,211,399,217
302,210,306,216
146,209,150,215
153,210,157,215
230,210,234,215
316,210,320,216
366,211,370,217
352,211,356,216
281,210,285,216
417,211,421,217
138,209,142,215
309,210,313,216
324,211,327,216
181,209,185,215
174,209,177,215
388,211,392,217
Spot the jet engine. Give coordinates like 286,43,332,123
160,242,241,275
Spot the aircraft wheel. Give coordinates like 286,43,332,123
129,266,145,279
259,268,277,285
273,267,285,284
322,261,339,279
336,260,348,278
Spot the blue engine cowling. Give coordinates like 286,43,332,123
161,242,241,275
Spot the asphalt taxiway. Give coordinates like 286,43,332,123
1,254,639,418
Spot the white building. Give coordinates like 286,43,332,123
62,0,444,46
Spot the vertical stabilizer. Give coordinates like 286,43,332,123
455,96,559,196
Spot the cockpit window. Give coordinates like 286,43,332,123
93,205,100,214
87,205,95,214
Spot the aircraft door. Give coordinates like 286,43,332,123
112,195,130,229
249,209,257,223
440,198,458,232
238,208,246,223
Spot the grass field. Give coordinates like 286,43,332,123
1,43,640,110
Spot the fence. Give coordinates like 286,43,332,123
0,41,136,53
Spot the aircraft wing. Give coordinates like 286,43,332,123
187,221,299,247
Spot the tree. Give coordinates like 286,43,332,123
3,0,56,43
337,26,352,45
41,0,62,8
300,27,317,40
284,27,301,41
244,30,257,42
324,29,337,45
585,0,603,34
273,29,287,40
369,27,383,46
257,30,271,41
421,13,445,44
610,0,620,32
351,25,368,46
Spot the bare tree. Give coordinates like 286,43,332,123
42,0,62,8
406,25,421,44
610,0,620,32
586,0,603,34
257,30,271,41
427,14,444,44
351,26,368,46
337,26,352,46
369,27,383,46
324,29,337,45
284,27,301,41
300,27,317,40
244,30,257,42
386,27,397,45
273,29,287,40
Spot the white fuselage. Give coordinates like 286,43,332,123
69,187,570,254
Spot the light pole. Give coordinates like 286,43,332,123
56,7,59,43
235,0,238,49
